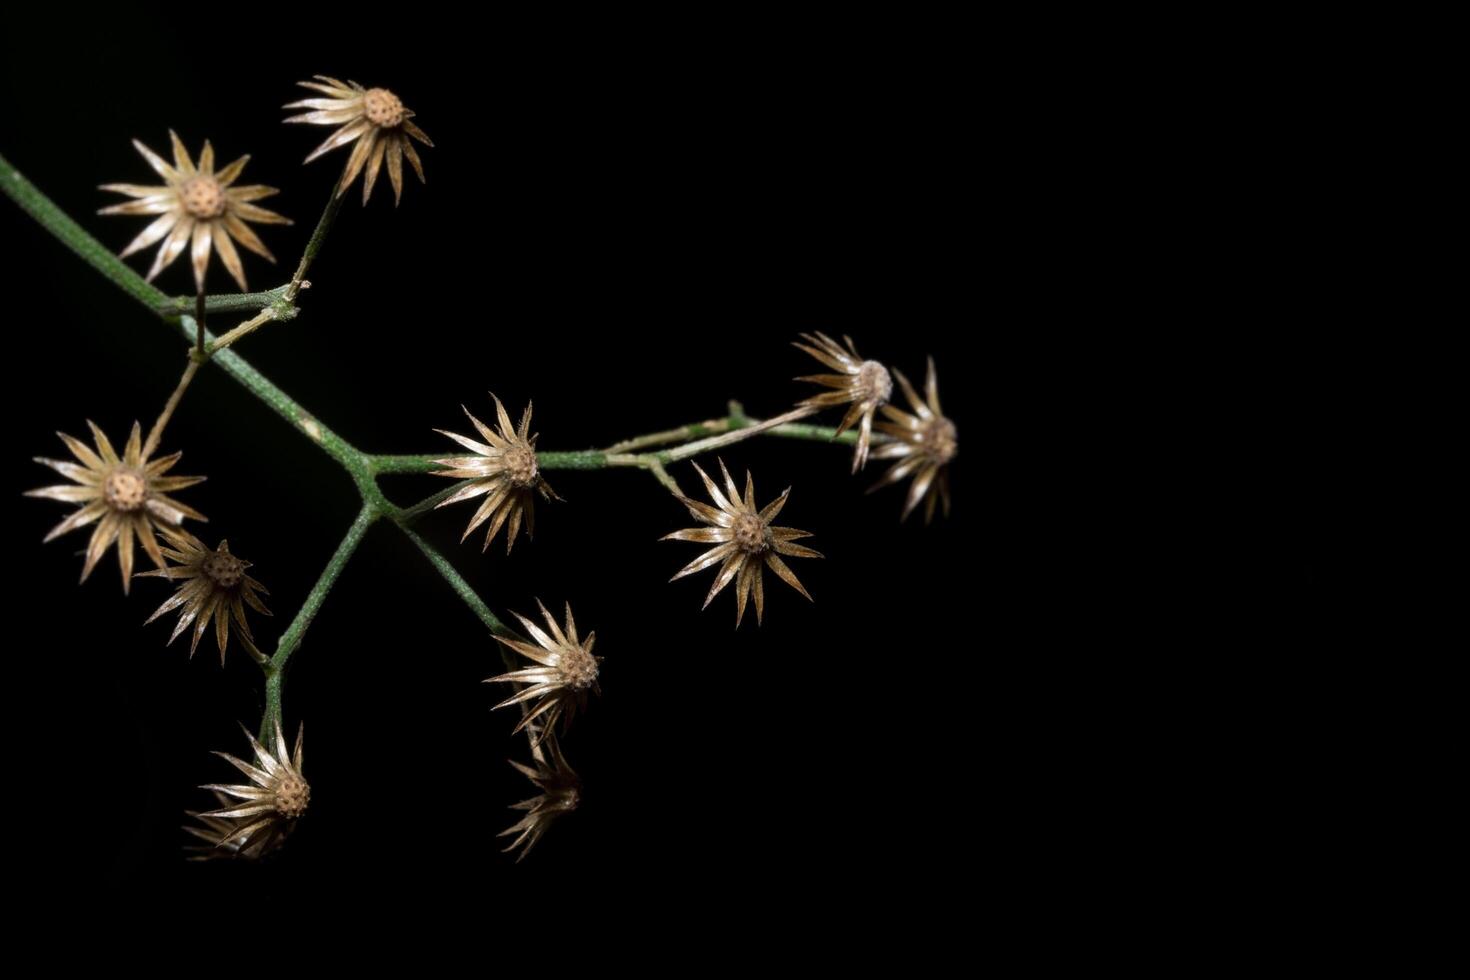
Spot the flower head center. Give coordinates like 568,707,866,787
364,88,406,128
180,176,226,219
103,468,148,512
503,444,539,488
855,360,893,405
202,551,245,590
558,644,600,691
275,775,310,819
921,417,958,464
733,512,770,554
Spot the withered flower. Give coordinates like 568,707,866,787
136,528,271,664
183,790,291,862
195,719,308,857
486,600,600,747
662,459,821,626
501,735,581,863
432,395,561,554
793,331,893,472
27,421,205,593
99,130,289,292
871,358,958,522
284,75,433,204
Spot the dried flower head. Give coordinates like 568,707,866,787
486,600,600,747
136,528,271,663
183,790,292,862
195,719,308,857
27,421,206,593
99,131,289,292
501,735,581,863
871,358,958,522
793,332,893,473
432,395,561,554
284,75,433,204
662,459,821,626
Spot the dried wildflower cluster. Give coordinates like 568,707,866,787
793,332,958,521
20,69,959,869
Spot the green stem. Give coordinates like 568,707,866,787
395,523,507,635
285,182,345,302
157,285,290,316
259,504,378,738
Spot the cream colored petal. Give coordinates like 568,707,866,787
734,559,755,626
198,140,214,175
660,527,732,544
282,97,356,111
701,553,745,609
98,182,171,199
214,155,250,187
283,107,362,125
901,464,939,521
758,487,792,523
222,214,275,262
99,195,177,216
925,357,942,415
116,519,135,593
385,137,405,205
124,421,142,467
57,430,105,469
169,131,196,176
117,211,180,258
772,539,822,559
435,427,495,455
80,512,121,583
690,463,732,513
212,224,248,291
302,117,370,164
24,485,97,503
404,120,433,146
229,200,292,225
146,217,194,281
226,185,280,203
132,139,178,182
466,408,510,449
138,523,168,571
336,128,378,197
764,553,813,601
190,220,213,293
41,500,108,542
148,493,207,523
891,367,929,419
403,139,426,183
86,421,119,464
434,479,494,507
32,457,99,484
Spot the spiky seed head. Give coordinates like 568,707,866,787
201,547,245,589
855,360,893,405
180,176,226,218
364,88,406,127
103,468,148,511
503,443,539,488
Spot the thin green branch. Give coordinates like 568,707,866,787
259,504,379,739
157,285,290,316
395,523,508,635
2,152,170,308
285,181,345,302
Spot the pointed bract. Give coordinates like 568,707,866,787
869,358,957,522
137,527,271,664
486,600,601,747
500,735,580,863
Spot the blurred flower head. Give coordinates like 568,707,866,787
195,719,308,857
871,357,957,522
136,528,271,664
501,736,580,863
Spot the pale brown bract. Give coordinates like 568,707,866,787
136,527,272,664
99,130,290,292
486,600,601,748
284,75,433,205
793,331,893,473
27,421,206,594
501,735,580,863
870,357,958,522
662,459,821,626
193,719,308,858
432,395,561,554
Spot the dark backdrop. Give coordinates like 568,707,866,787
3,22,976,903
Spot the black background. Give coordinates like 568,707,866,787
3,21,978,903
